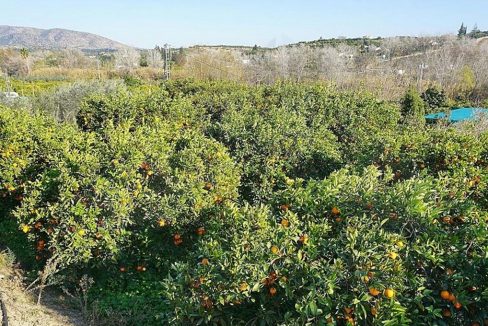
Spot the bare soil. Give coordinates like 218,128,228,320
0,263,85,326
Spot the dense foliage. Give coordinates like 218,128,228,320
1,80,487,325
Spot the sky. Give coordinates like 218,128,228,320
0,0,487,48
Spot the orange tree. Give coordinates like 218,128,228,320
158,166,487,325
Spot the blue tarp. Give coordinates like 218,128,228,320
425,107,488,123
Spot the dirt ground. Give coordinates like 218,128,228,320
0,262,85,326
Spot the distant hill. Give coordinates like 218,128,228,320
0,25,131,50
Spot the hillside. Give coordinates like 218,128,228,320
0,25,130,50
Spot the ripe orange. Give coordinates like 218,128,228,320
201,258,209,265
140,162,150,171
269,287,277,296
442,216,452,224
271,246,280,255
331,207,340,216
371,307,377,316
158,219,166,227
196,227,205,236
384,288,395,299
344,307,354,315
239,282,249,292
174,238,183,246
280,219,289,227
136,265,146,272
454,301,462,310
203,182,213,191
201,296,213,309
214,195,223,204
298,234,309,245
369,287,380,296
440,290,450,300
280,204,290,212
442,308,452,318
448,293,456,302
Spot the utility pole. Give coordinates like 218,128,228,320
418,62,427,91
164,44,171,80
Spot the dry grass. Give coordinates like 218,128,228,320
0,251,85,326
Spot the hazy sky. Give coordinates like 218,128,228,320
1,0,486,48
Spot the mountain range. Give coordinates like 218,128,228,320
0,25,130,50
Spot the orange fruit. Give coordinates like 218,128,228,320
271,246,280,255
344,307,354,315
331,207,340,216
442,308,451,318
298,234,309,245
369,287,380,296
371,307,377,316
388,252,398,260
239,282,249,292
201,258,209,265
454,301,462,310
280,204,290,212
384,288,395,299
158,219,166,227
440,290,450,300
448,293,456,302
280,219,289,227
119,266,127,272
196,227,205,236
136,265,146,272
269,287,277,296
173,238,183,246
201,296,213,309
203,182,213,191
214,195,223,204
442,216,452,224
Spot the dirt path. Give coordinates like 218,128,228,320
0,263,85,326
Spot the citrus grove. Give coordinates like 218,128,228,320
0,80,487,325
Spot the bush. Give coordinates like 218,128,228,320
401,86,426,124
1,80,487,325
421,85,448,112
33,80,126,122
